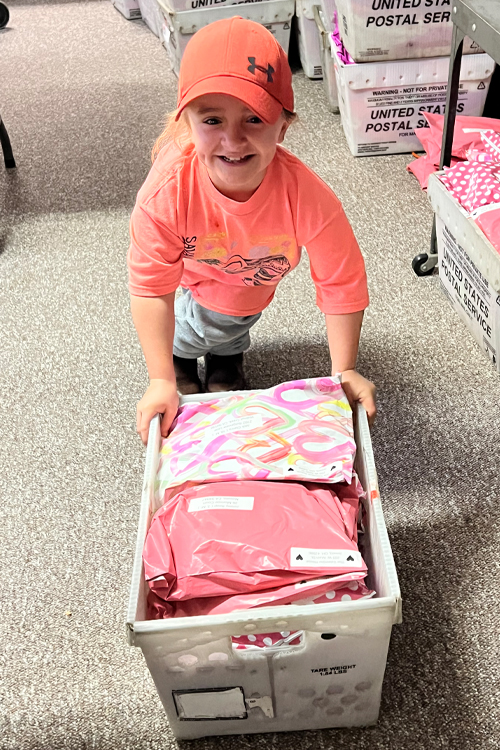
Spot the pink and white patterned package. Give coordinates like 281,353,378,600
156,377,355,492
231,579,375,650
438,161,500,213
480,130,500,160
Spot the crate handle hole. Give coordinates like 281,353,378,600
321,633,336,640
208,652,229,662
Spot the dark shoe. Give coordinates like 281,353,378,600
205,352,246,392
173,355,202,395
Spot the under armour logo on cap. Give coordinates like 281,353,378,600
247,57,275,83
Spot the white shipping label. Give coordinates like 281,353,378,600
202,415,264,442
294,577,336,589
437,218,500,370
188,496,254,512
290,461,343,478
290,548,363,568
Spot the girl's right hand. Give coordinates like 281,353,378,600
136,379,179,445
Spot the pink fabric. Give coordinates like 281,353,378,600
144,480,366,603
438,162,500,213
408,114,500,190
472,204,500,254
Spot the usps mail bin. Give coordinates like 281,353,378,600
127,398,401,739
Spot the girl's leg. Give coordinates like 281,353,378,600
173,290,261,391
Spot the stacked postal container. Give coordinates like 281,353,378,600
296,0,325,79
156,0,294,76
319,0,495,156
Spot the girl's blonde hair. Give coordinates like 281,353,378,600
151,108,298,162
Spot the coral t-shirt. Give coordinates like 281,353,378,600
128,143,368,316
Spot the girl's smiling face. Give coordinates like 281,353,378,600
186,93,289,202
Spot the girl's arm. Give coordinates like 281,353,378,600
130,293,179,444
325,311,377,425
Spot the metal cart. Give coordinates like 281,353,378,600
412,0,500,276
0,2,15,170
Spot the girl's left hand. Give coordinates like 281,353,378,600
338,369,377,426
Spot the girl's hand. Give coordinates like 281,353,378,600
339,369,377,427
136,379,179,445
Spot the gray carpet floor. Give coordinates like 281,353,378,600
1,1,500,748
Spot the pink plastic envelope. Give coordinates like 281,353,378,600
147,573,372,619
157,377,355,491
305,472,365,544
417,114,500,163
408,114,500,189
439,161,500,213
481,130,500,160
144,480,367,602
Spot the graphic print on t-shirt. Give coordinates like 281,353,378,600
181,231,298,287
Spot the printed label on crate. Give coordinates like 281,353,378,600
189,0,272,8
188,496,255,512
335,0,482,61
311,664,357,675
358,85,481,154
290,548,363,567
336,62,491,156
437,218,500,369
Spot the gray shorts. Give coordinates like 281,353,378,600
173,289,262,359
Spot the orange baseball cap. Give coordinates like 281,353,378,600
176,17,294,124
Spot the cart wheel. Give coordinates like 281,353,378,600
412,253,436,277
0,3,9,28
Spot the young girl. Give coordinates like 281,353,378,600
128,16,376,445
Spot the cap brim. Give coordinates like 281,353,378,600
176,75,284,124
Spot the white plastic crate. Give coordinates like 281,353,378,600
159,0,294,76
319,0,335,33
162,0,274,12
314,6,339,112
333,48,494,156
296,0,323,79
127,398,401,739
112,0,142,19
334,0,482,62
138,0,164,35
429,174,500,372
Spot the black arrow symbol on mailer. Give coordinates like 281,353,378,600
346,555,354,562
288,467,294,472
296,554,304,561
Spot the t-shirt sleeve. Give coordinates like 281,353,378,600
296,167,369,315
127,179,185,297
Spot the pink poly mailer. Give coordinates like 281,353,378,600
147,573,373,619
144,480,367,603
408,114,500,189
156,377,355,491
438,161,500,213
